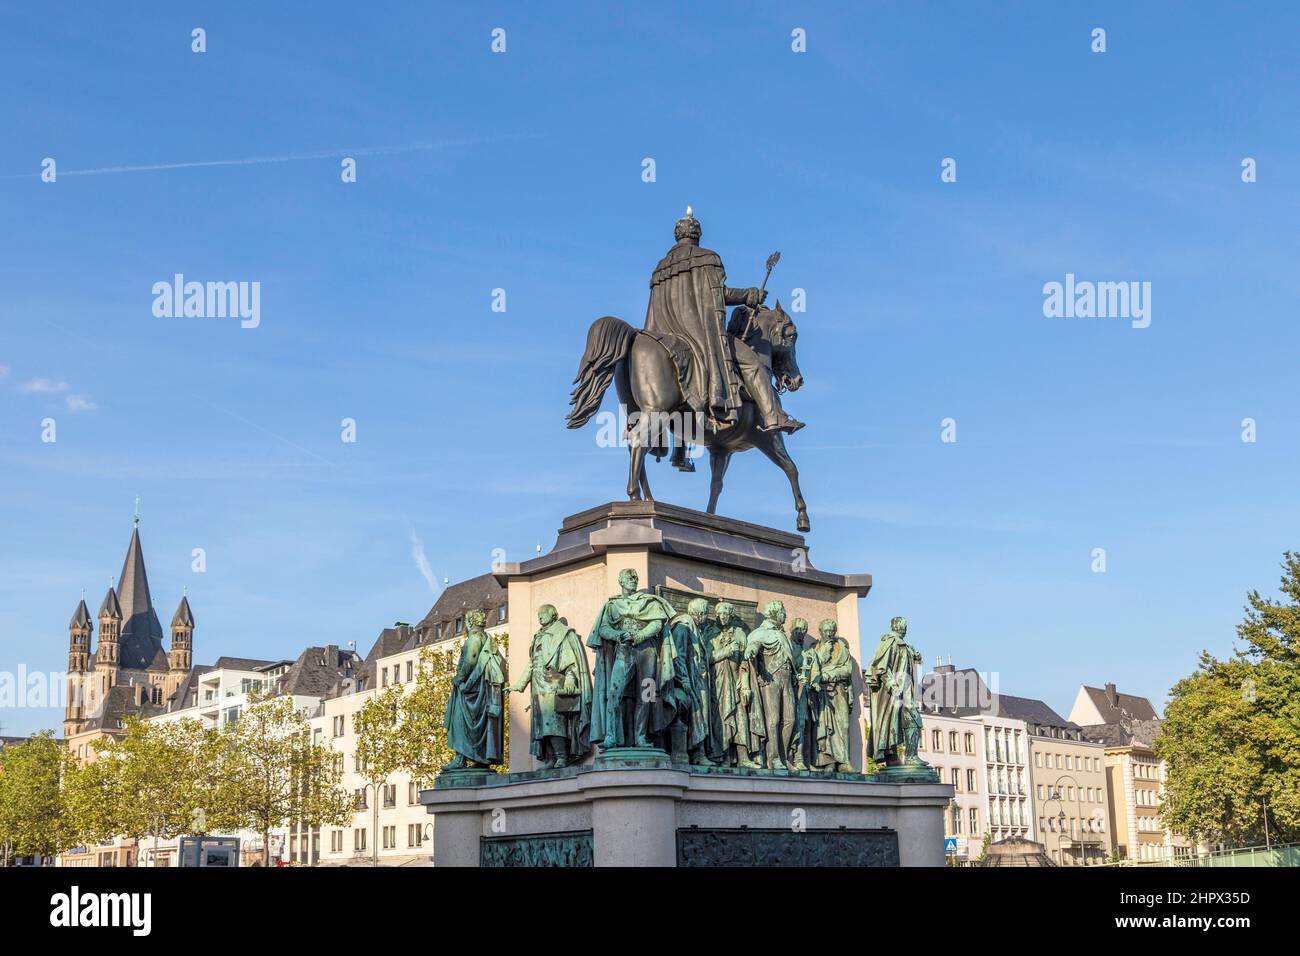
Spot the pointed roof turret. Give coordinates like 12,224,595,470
98,586,122,620
171,595,194,629
113,519,166,669
70,598,92,630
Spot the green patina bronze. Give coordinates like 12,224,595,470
701,601,757,767
864,616,934,779
742,600,800,771
443,608,506,770
812,618,854,773
789,618,813,771
667,597,717,765
586,569,678,752
510,604,593,769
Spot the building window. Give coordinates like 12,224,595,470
964,733,974,754
931,729,942,752
382,826,396,849
455,616,464,635
435,623,444,640
406,661,414,683
948,731,959,752
498,605,507,624
383,784,397,808
409,781,419,805
966,769,976,792
331,830,343,852
354,788,368,810
969,807,978,833
354,828,367,852
951,767,960,791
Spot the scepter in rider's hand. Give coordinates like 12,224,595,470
741,251,781,340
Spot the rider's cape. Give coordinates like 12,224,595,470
644,242,743,424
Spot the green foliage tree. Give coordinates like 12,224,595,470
1157,551,1300,846
0,731,74,863
97,718,224,863
222,692,353,865
371,634,511,794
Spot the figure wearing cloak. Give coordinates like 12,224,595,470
667,598,716,765
444,609,505,769
511,604,594,768
645,210,802,436
586,569,677,750
789,618,816,772
743,600,800,770
702,602,745,764
865,616,923,765
813,619,854,772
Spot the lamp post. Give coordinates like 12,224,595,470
362,781,384,868
1049,774,1090,866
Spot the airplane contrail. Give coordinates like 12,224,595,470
3,136,532,179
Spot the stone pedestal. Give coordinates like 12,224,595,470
422,765,950,867
436,501,952,866
493,500,873,773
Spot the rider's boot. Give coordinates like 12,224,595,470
670,443,696,472
739,358,805,435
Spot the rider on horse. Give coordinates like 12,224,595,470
644,209,805,469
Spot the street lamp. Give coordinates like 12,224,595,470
1049,774,1091,866
362,781,384,868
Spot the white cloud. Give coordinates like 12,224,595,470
408,528,439,595
64,394,97,412
18,378,70,393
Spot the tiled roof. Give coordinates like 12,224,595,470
82,683,161,732
921,667,1077,732
1079,718,1163,749
278,645,361,698
1081,685,1158,723
417,573,506,634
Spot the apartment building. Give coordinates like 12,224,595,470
921,664,1035,847
301,574,509,867
1027,725,1112,865
1070,683,1193,863
919,711,985,862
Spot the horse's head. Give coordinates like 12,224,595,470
741,301,803,393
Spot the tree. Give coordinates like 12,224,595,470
222,692,353,865
96,718,223,865
353,686,406,865
1157,551,1300,846
61,747,127,852
0,731,75,863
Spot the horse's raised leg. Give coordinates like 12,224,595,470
755,432,810,532
706,448,732,514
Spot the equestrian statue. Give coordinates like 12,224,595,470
566,208,812,532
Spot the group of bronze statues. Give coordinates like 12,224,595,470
442,570,929,776
583,569,855,772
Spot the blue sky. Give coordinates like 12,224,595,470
2,2,1297,736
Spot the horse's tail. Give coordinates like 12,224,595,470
566,315,633,429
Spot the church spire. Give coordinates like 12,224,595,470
115,516,165,670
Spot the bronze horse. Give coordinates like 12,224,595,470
567,303,810,532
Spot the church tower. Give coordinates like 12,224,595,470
168,594,194,695
65,598,93,737
95,584,122,689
